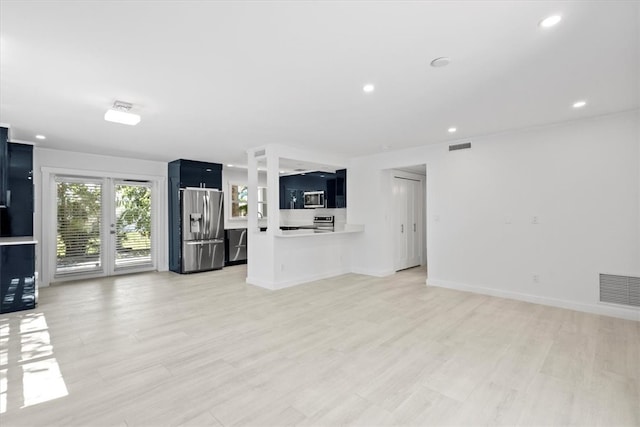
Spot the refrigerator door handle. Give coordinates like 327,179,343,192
186,239,224,245
216,192,223,238
203,192,209,235
206,192,211,235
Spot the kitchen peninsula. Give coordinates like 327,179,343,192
245,145,363,290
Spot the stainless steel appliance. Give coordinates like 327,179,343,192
225,228,247,265
181,188,224,273
303,191,325,208
313,215,335,232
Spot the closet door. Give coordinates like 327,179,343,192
394,177,421,271
406,179,421,269
394,177,408,270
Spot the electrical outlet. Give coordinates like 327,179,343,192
532,216,539,224
281,264,285,271
532,274,539,283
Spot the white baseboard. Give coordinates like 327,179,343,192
247,268,351,291
350,267,395,277
427,278,640,322
245,276,275,290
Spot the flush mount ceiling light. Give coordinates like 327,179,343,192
539,15,562,28
573,100,587,108
35,134,46,140
448,127,457,133
430,57,451,68
104,101,141,126
363,84,375,93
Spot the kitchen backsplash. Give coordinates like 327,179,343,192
280,208,346,226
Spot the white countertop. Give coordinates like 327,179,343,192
276,224,364,238
0,236,38,246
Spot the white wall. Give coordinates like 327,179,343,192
348,110,640,320
34,148,168,286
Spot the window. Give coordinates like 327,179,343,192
230,184,248,218
229,184,267,219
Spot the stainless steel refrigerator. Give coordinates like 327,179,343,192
181,188,224,273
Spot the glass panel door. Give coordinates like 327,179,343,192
55,177,103,277
53,176,155,281
113,181,153,270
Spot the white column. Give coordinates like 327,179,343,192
266,147,280,235
247,149,259,233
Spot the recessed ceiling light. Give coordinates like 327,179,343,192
279,170,285,174
572,100,587,108
226,164,233,167
430,57,451,68
104,100,141,126
448,127,457,133
539,15,562,28
35,134,46,140
363,84,375,93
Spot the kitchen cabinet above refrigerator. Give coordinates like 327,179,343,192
169,159,222,189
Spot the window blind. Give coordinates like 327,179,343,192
55,178,103,276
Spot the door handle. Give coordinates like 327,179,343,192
186,239,223,245
401,224,404,233
414,223,416,232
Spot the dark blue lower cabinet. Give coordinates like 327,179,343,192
0,243,36,313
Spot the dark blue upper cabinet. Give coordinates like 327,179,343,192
279,171,346,209
336,169,347,208
168,159,222,190
0,143,33,237
326,178,337,208
0,127,8,208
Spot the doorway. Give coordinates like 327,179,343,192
392,167,426,272
52,175,155,281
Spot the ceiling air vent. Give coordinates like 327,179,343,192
599,274,640,307
449,142,471,151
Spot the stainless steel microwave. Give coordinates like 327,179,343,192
303,191,325,208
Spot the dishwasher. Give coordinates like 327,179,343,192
225,228,247,266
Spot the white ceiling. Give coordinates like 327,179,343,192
1,1,638,166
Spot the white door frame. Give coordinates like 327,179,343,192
41,167,165,286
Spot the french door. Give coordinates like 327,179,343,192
394,176,422,271
54,176,155,280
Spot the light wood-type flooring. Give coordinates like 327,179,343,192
1,265,638,426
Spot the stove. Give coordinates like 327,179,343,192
313,215,335,231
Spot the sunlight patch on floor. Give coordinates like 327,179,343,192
0,313,68,413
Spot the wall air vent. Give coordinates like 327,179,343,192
599,274,640,307
254,149,266,157
449,142,471,151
